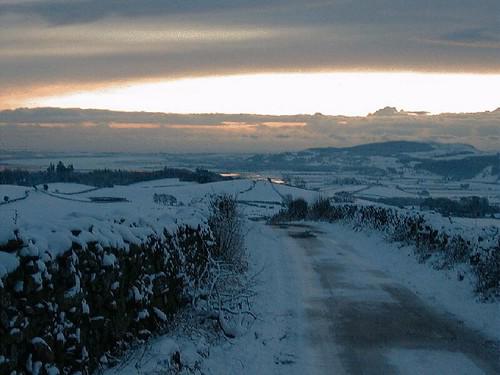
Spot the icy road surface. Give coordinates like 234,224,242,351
206,222,500,375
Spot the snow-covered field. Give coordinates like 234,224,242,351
0,185,30,202
0,179,313,277
42,183,97,194
1,177,498,374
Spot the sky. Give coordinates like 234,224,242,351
0,0,499,151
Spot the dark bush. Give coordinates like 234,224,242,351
309,197,332,220
287,198,308,220
208,194,245,267
472,242,500,299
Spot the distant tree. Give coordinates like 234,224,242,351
421,196,496,218
0,165,230,187
43,184,48,191
293,177,306,189
52,161,75,181
47,163,55,175
287,198,308,219
56,161,66,174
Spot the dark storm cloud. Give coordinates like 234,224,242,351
0,0,282,25
2,0,497,27
0,0,499,105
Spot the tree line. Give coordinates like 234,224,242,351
0,161,231,187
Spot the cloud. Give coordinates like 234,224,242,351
1,0,500,102
424,27,500,49
1,1,497,28
0,107,498,153
445,28,499,44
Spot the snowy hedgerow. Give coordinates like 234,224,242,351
471,240,500,299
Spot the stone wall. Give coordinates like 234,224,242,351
0,225,213,374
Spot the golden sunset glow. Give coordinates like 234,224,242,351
27,72,500,116
108,123,161,129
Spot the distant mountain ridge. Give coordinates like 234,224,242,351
248,140,480,162
308,140,436,156
239,141,498,180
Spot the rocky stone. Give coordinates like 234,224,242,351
32,337,55,363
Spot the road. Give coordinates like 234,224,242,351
265,223,500,375
102,219,499,374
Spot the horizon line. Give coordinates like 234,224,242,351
2,105,500,118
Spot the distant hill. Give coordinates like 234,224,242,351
308,140,436,156
415,154,499,180
232,141,498,180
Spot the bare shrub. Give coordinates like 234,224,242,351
208,194,245,267
153,193,177,206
